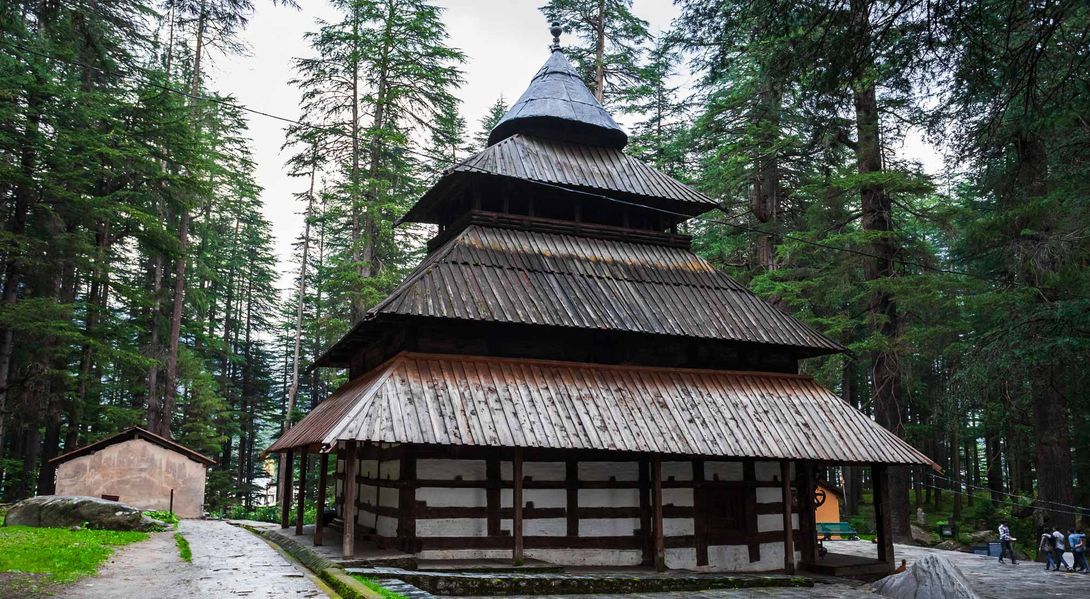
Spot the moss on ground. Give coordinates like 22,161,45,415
174,532,192,562
349,575,409,599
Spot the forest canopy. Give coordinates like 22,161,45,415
0,0,1087,537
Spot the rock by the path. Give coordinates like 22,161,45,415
4,495,163,531
910,525,935,546
933,539,965,552
967,530,993,544
872,554,981,599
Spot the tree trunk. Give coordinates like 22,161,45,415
593,0,606,103
284,149,317,430
854,81,910,540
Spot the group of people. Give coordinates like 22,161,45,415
1035,525,1089,572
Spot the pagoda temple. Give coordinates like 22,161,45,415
267,23,934,575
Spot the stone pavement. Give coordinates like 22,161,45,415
831,540,1090,599
60,519,328,599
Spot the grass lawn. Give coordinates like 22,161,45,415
0,525,148,594
350,575,409,599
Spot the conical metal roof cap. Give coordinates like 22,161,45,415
487,25,627,149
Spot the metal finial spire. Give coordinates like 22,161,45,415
550,21,562,52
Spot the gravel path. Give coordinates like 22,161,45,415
59,520,327,599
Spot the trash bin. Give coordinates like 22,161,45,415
972,544,990,556
988,541,1002,557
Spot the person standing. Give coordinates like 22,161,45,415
1071,529,1088,572
999,521,1018,564
1052,527,1071,572
1040,530,1057,570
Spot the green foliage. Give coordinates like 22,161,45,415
174,532,192,562
224,501,317,525
351,575,409,599
0,526,147,583
144,511,180,528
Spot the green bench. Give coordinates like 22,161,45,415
816,521,860,540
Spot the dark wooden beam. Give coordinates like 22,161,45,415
797,462,817,564
743,460,760,562
513,448,524,565
638,456,652,566
342,442,358,558
314,453,329,546
280,449,294,529
781,460,796,574
398,448,417,553
486,457,500,536
693,459,708,566
652,455,665,571
296,451,308,535
566,459,579,536
873,464,894,571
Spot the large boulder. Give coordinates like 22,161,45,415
910,524,936,546
872,554,981,599
968,530,993,544
4,495,164,531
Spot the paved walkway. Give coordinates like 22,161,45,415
60,520,328,599
448,542,1090,598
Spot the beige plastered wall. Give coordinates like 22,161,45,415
54,437,207,518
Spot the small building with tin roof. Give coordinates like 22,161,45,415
49,426,215,518
267,22,935,575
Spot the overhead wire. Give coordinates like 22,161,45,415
929,472,1090,515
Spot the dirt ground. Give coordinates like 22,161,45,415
53,520,327,599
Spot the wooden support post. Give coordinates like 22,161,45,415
693,459,708,567
342,442,358,558
873,464,894,571
743,460,760,562
398,448,417,553
797,462,817,565
652,454,665,571
279,449,294,529
638,456,652,566
566,459,579,536
314,453,329,546
296,451,308,535
781,460,796,574
513,448,524,565
486,456,500,536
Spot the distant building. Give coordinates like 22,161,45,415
267,23,934,574
49,426,215,518
814,480,844,525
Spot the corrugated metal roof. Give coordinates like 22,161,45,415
488,50,627,149
367,224,844,353
400,135,715,225
267,352,934,468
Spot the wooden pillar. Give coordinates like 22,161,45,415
513,448,524,565
314,452,329,546
781,460,796,574
296,451,309,535
341,442,358,558
565,459,579,536
652,455,665,571
797,461,817,565
692,459,708,566
397,448,417,553
279,449,294,529
873,463,895,571
743,460,760,562
638,456,652,566
486,456,500,536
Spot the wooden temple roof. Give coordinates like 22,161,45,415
314,223,844,367
268,352,934,468
401,134,716,224
488,49,627,149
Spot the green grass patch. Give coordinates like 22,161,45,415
0,525,148,583
146,510,180,528
173,532,192,562
351,575,409,599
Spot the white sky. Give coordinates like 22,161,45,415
207,0,682,293
207,0,940,295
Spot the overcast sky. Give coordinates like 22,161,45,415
206,1,682,293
